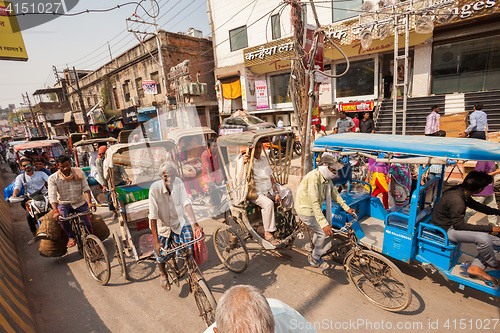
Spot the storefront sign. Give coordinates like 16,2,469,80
223,98,232,115
255,80,269,110
142,80,157,95
338,101,375,113
73,112,85,125
243,37,294,68
122,106,138,124
0,1,28,61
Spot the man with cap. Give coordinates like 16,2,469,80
295,155,355,268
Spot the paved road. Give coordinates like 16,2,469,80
2,164,499,333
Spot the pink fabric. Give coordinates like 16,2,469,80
193,229,208,266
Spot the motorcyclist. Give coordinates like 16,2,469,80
11,158,49,245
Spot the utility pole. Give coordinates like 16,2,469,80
53,65,68,104
290,0,308,175
23,92,42,137
73,66,90,132
126,1,169,139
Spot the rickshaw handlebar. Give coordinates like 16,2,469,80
160,233,205,254
58,210,93,221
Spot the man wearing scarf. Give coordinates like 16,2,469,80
295,155,355,269
48,155,96,248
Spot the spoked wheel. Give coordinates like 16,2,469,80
192,277,217,327
344,249,411,312
293,141,302,156
83,235,111,286
213,227,249,273
112,232,129,281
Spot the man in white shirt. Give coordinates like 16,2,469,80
7,147,19,173
149,162,202,290
242,141,293,246
204,284,317,333
11,158,50,245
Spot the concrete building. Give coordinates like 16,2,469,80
65,29,217,138
208,0,500,132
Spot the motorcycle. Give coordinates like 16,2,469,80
9,190,51,222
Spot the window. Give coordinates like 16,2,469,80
270,73,292,105
271,14,281,40
229,26,248,51
123,81,130,102
335,59,375,98
151,72,161,94
135,77,144,98
246,116,264,124
332,0,362,22
87,97,91,107
431,35,500,94
301,4,307,24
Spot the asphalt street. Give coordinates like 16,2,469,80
2,162,499,333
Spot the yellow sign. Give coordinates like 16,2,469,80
0,1,28,61
325,32,432,60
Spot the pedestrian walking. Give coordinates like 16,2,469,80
333,111,355,134
460,103,488,140
359,112,375,133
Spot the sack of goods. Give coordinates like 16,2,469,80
91,214,110,241
38,210,69,257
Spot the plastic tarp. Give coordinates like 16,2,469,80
217,129,293,148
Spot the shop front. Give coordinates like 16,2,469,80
241,37,295,126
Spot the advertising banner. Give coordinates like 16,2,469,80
0,1,28,61
338,101,375,113
122,106,138,124
142,80,157,95
255,80,269,110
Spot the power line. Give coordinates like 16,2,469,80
163,0,206,32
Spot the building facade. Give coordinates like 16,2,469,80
66,30,217,137
208,0,500,129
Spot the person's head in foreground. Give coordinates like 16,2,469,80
462,171,492,196
214,285,274,333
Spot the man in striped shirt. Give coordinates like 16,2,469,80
424,105,445,136
460,103,488,140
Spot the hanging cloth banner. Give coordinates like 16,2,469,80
222,79,242,99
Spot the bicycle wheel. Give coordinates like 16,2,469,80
213,227,249,273
83,235,111,286
345,249,411,312
112,232,129,281
293,141,302,156
192,278,217,327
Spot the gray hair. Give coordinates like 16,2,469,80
158,161,178,178
216,285,274,333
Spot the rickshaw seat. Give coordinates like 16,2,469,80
417,222,461,271
125,200,150,222
116,181,155,222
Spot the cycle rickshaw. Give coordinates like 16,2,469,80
310,133,500,306
104,140,217,326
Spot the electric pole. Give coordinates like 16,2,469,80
290,0,308,175
23,92,43,137
73,66,90,132
53,65,68,104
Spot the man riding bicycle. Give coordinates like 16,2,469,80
48,155,96,248
149,162,202,290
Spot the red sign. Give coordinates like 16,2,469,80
338,101,375,113
304,26,324,71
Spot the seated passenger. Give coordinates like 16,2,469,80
241,141,293,246
388,162,411,212
365,158,389,210
430,171,500,287
295,155,355,269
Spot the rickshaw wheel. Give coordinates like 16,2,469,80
344,249,411,312
83,235,111,286
192,277,217,327
113,231,129,281
213,227,249,273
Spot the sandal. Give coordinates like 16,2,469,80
160,276,171,291
265,236,281,246
67,239,76,248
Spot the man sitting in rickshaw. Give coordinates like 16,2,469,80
242,140,293,246
296,155,356,269
431,171,500,287
149,162,203,290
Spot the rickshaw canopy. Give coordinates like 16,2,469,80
72,137,117,148
13,140,61,151
313,133,500,161
217,129,293,148
166,127,217,144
